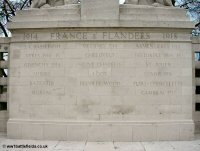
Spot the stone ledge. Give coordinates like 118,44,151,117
192,37,200,44
0,77,7,86
8,5,194,29
0,92,8,102
196,95,200,103
7,120,194,141
0,61,8,69
0,38,10,44
8,20,194,29
8,20,194,30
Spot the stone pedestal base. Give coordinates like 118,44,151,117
8,120,194,141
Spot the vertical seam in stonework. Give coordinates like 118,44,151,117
20,124,22,139
156,124,158,141
66,125,68,140
132,125,133,142
179,123,181,140
42,124,44,139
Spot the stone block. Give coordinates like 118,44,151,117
180,123,194,140
81,0,119,20
44,124,67,140
0,120,7,132
87,125,112,141
111,125,133,141
132,124,157,141
67,125,88,141
157,124,180,141
7,122,22,139
21,123,43,140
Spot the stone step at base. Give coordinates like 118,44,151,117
195,122,200,134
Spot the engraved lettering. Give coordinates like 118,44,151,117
133,81,182,87
24,33,38,40
24,63,49,68
163,33,178,39
102,32,151,40
85,53,115,58
79,62,121,68
141,90,165,96
33,72,50,77
32,89,51,95
51,32,88,40
80,81,120,87
30,80,54,87
144,71,172,77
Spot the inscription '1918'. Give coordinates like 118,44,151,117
163,33,177,39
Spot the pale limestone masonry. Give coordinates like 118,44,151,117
7,1,195,141
81,0,119,20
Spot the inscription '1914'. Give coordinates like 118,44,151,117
23,33,38,40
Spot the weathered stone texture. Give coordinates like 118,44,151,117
7,1,195,141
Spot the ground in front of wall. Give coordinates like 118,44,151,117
0,133,200,151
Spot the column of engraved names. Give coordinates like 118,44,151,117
133,41,186,97
17,43,65,97
78,42,123,93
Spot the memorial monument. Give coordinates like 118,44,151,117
7,0,195,141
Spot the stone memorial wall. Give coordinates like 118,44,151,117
7,1,195,141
